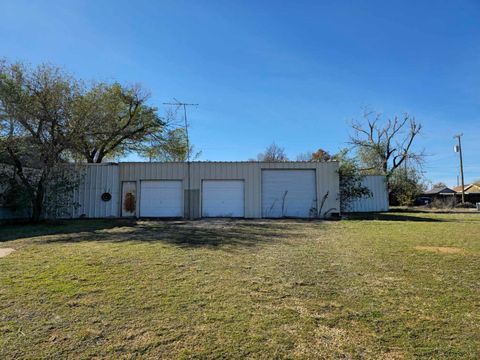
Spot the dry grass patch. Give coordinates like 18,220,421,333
414,246,464,254
0,248,15,257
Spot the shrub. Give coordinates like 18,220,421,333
429,197,456,209
455,202,476,209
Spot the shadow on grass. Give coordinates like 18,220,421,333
0,219,136,242
343,212,445,222
35,219,305,250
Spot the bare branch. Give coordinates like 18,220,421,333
349,112,423,177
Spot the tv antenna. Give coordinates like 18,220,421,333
163,99,199,218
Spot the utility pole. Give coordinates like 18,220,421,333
453,134,465,204
163,99,198,218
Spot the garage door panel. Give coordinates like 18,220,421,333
202,180,244,217
262,170,316,218
140,180,183,217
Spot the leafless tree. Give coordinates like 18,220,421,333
257,142,288,162
431,182,448,189
349,110,423,177
296,151,313,161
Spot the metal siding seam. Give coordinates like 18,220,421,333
98,166,102,217
86,166,91,217
144,163,149,180
82,166,87,216
120,163,125,181
135,164,140,182
102,166,107,217
96,166,101,217
93,166,98,218
99,166,104,217
250,164,255,218
112,166,117,216
253,164,259,217
126,163,131,181
167,163,172,179
110,166,115,216
115,166,120,216
256,163,262,217
97,166,102,217
190,163,195,189
87,166,93,217
104,167,109,216
223,163,228,178
194,163,200,189
107,166,112,216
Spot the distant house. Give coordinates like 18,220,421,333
422,186,455,200
452,184,480,204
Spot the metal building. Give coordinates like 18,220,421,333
1,162,390,220
345,175,389,212
71,164,120,218
68,162,340,219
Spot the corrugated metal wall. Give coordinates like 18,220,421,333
1,163,390,220
120,162,340,218
71,164,120,218
346,175,389,212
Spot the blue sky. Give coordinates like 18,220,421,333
1,0,479,186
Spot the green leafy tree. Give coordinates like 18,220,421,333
0,60,192,221
311,149,334,162
0,61,83,222
389,167,427,206
300,148,371,211
73,82,165,163
334,149,372,212
140,127,201,162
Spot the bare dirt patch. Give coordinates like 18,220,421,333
414,246,464,254
0,248,15,257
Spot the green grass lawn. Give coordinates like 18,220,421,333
1,213,479,359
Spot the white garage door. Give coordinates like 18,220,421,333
262,170,316,218
140,180,183,217
202,180,244,217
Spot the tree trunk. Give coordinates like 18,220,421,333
383,160,388,176
30,184,45,223
85,148,97,163
95,154,104,163
95,148,106,163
